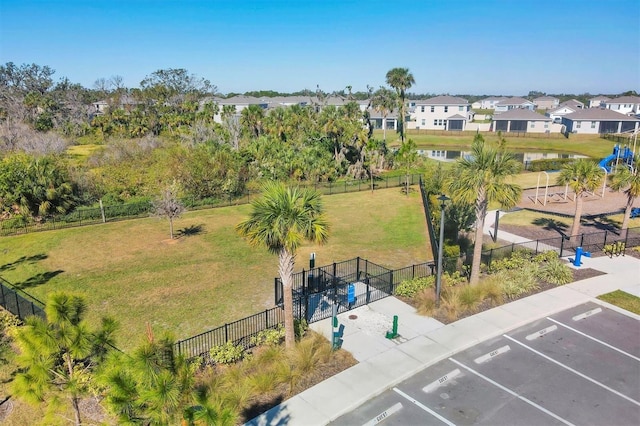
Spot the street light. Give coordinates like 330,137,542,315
436,194,450,306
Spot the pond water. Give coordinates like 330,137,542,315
417,148,587,165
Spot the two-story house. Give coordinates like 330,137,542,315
533,96,560,110
408,95,472,131
588,96,610,108
603,96,640,116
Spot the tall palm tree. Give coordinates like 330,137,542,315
385,67,415,143
240,104,265,138
447,135,522,285
236,182,329,348
370,86,397,142
557,159,605,238
609,154,640,231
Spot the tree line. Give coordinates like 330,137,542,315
0,63,425,224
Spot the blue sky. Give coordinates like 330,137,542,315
1,0,638,95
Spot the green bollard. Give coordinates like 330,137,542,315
385,315,399,339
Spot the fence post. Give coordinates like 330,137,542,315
224,323,229,343
603,231,607,248
624,228,629,253
14,291,21,319
560,236,565,257
389,270,394,294
265,309,269,329
356,257,360,280
580,233,584,248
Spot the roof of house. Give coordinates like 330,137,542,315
493,109,550,121
533,96,559,101
606,96,640,104
495,97,534,106
415,95,468,105
482,96,507,101
589,96,611,101
563,108,640,121
447,114,467,120
548,105,577,114
559,99,585,108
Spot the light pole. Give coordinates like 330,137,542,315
436,194,450,306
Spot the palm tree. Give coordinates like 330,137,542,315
240,104,265,138
236,182,329,348
11,292,117,426
557,159,605,238
609,154,640,231
370,86,397,142
385,68,415,143
447,135,522,285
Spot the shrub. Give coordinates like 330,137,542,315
490,249,535,272
533,250,560,263
537,258,573,285
443,271,467,287
440,287,463,322
396,276,434,297
498,264,540,299
458,285,483,311
477,277,504,306
294,319,308,340
251,325,285,347
210,341,245,365
414,288,436,316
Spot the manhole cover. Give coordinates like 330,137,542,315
348,314,358,320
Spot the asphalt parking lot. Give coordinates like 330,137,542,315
331,302,640,426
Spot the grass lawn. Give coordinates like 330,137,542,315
598,290,640,315
0,187,429,351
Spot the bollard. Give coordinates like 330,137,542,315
385,315,399,339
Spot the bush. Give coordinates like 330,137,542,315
396,276,434,297
528,158,575,172
294,319,308,340
414,288,436,316
490,249,535,272
210,341,245,364
537,258,573,285
498,264,540,298
250,325,285,347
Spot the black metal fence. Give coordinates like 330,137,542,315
0,277,45,320
0,174,423,237
481,227,639,270
174,306,285,360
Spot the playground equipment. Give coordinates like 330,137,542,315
599,145,634,173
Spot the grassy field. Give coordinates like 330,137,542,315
0,188,429,351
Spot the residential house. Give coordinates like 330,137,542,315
479,97,507,109
603,96,640,116
560,99,585,110
546,104,580,122
562,108,640,134
471,100,482,109
588,96,610,108
493,97,535,114
407,95,472,131
533,96,560,110
491,109,553,133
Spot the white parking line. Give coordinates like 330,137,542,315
503,334,640,407
393,387,457,426
449,358,575,426
546,316,640,362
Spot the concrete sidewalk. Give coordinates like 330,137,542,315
246,215,640,426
